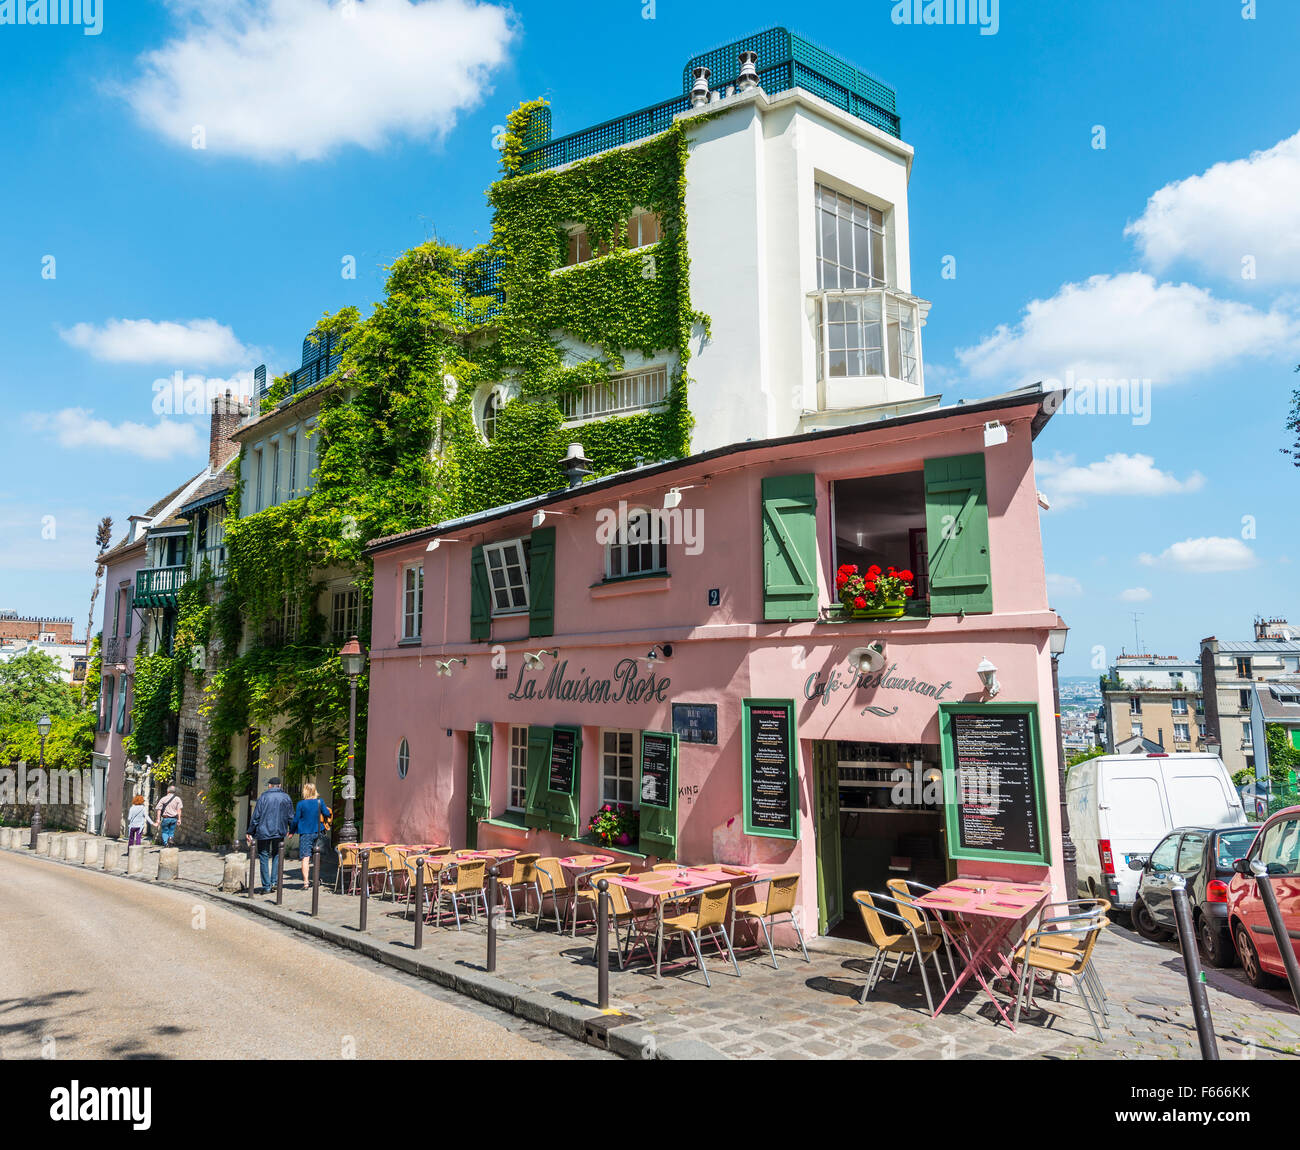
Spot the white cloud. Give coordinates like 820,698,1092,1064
1119,587,1152,602
956,272,1298,386
1035,452,1205,509
26,409,203,462
1046,573,1083,597
60,318,250,367
1126,130,1300,285
1138,537,1257,572
124,0,517,162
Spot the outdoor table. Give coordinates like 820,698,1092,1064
558,854,618,932
606,871,727,979
913,878,1050,1029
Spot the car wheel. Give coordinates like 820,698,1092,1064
1197,914,1235,968
1133,899,1172,942
1234,923,1281,989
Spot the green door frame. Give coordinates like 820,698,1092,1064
813,740,843,934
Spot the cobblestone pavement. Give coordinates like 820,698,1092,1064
16,837,1300,1060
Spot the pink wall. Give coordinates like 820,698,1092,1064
364,398,1066,934
97,545,146,838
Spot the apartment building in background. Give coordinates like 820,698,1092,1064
1099,654,1204,754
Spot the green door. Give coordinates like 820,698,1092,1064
813,741,843,934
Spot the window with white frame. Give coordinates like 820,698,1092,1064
626,209,662,249
402,564,423,640
270,436,282,506
1131,720,1143,736
508,724,529,811
482,391,500,441
816,184,885,290
1174,722,1190,743
484,539,530,615
286,430,298,498
601,729,638,807
1172,697,1188,715
560,366,670,423
605,507,668,579
332,588,360,641
252,447,264,512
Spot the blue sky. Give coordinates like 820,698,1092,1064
0,0,1296,675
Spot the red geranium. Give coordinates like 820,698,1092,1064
853,596,867,609
836,562,916,613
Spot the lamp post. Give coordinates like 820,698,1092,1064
29,713,51,849
338,635,366,843
1049,622,1079,900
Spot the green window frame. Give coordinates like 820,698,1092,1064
528,525,556,638
638,730,678,859
741,698,800,840
468,722,492,848
761,474,819,621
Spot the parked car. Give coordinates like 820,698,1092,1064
1227,805,1300,988
1068,752,1245,911
1127,824,1259,966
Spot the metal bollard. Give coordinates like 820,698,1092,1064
596,878,610,1010
1170,874,1219,1060
247,840,257,898
414,863,425,951
1250,860,1300,1011
359,849,370,932
311,840,322,917
487,865,499,973
275,841,286,905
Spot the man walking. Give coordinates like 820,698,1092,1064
246,777,294,894
154,785,183,847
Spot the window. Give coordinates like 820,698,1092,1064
397,738,409,780
1129,696,1142,715
601,729,637,807
275,596,299,644
270,436,282,506
402,564,424,640
1176,832,1205,873
483,539,530,615
507,725,529,811
566,227,594,266
332,588,360,642
831,471,928,605
626,210,662,249
112,586,121,637
1131,720,1143,736
304,422,318,492
816,184,885,289
1172,697,1188,715
1148,834,1179,873
1257,816,1300,876
1243,724,1253,745
1174,722,1190,743
180,729,198,785
253,447,264,512
1235,656,1253,679
1199,723,1207,738
559,366,670,423
286,430,298,498
605,507,668,580
1240,689,1252,711
114,673,128,734
482,392,499,441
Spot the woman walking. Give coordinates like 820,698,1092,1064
126,794,154,846
294,783,332,887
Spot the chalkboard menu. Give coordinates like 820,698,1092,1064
548,726,578,796
940,704,1049,864
672,702,718,745
743,699,798,838
640,732,675,809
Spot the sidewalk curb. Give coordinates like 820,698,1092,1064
0,841,725,1060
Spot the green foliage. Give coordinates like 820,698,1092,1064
124,650,182,763
0,650,81,727
1066,745,1105,772
1264,724,1300,787
0,711,94,772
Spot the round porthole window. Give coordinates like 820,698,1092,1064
397,738,410,780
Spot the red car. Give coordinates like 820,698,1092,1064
1227,805,1300,988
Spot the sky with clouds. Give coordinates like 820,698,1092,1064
0,0,1295,675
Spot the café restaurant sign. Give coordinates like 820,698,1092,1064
804,660,954,715
508,657,671,706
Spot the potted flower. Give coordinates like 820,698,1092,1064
587,803,639,848
835,563,915,619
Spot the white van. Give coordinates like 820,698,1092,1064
1067,752,1245,910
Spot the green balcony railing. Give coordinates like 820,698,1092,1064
134,566,188,609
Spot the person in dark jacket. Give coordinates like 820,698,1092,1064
246,777,295,893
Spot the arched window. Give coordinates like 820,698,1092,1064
605,506,668,579
482,392,499,441
397,738,410,780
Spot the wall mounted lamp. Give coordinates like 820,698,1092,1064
977,656,1001,698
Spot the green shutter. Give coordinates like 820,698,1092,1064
468,722,492,847
528,526,556,638
115,674,128,734
545,725,582,840
761,474,820,621
924,453,992,616
637,731,678,859
470,544,491,641
524,725,552,829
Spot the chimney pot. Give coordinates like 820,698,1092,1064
690,66,711,108
738,50,759,91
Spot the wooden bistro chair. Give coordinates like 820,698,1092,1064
531,858,573,932
1010,910,1107,1042
436,857,488,930
659,883,741,987
853,891,948,1014
651,863,680,872
569,862,632,935
496,853,541,920
729,872,809,969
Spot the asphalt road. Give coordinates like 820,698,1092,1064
0,851,591,1060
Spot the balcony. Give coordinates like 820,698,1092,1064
134,566,188,609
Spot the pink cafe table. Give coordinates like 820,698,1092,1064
558,854,618,933
913,878,1050,1029
606,870,733,979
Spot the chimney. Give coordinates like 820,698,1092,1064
689,67,711,108
560,443,593,489
210,389,249,474
737,50,759,91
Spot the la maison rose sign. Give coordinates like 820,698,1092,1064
508,657,671,706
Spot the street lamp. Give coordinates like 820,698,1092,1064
30,713,51,849
1048,621,1079,901
338,635,366,843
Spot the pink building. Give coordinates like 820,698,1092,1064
363,385,1068,939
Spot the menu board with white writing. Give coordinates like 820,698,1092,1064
943,708,1046,862
548,727,577,796
744,700,797,837
640,732,674,809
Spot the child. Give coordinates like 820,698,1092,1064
126,794,154,846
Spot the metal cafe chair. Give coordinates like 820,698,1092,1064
435,857,488,930
333,843,359,895
1010,911,1107,1042
1023,899,1112,1021
584,873,645,970
659,883,741,987
885,877,968,982
852,891,948,1014
496,852,541,919
568,862,632,935
403,852,450,920
729,872,809,969
531,858,573,932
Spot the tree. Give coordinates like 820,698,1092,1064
1066,745,1105,770
80,515,113,706
0,650,79,728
